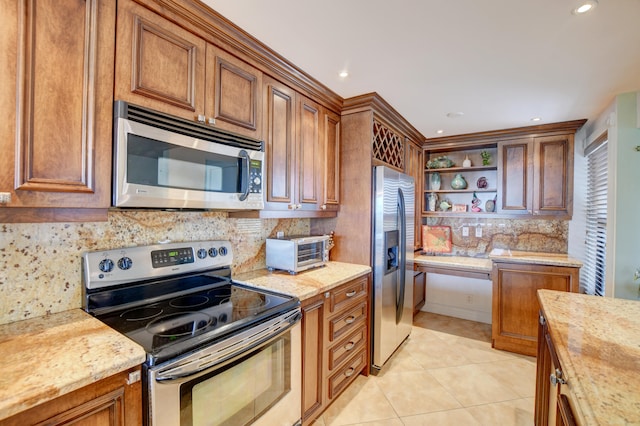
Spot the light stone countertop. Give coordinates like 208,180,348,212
0,309,146,421
234,261,372,301
489,249,583,268
538,290,640,425
413,254,493,272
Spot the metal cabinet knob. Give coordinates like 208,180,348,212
196,114,206,123
0,192,11,204
344,367,355,377
321,204,327,210
550,368,567,386
344,342,355,351
345,290,357,297
207,117,216,125
345,315,356,324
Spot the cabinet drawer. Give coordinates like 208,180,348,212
328,349,366,400
328,301,367,343
328,276,368,314
328,325,366,371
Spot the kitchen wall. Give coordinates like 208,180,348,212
0,211,309,325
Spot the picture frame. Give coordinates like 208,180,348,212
422,225,452,253
452,204,467,212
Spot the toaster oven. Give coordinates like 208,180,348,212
266,235,330,274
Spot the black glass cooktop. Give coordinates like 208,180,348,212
89,273,297,364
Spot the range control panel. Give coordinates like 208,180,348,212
83,240,233,290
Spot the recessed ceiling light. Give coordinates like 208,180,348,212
446,112,464,118
572,0,597,14
338,70,349,78
531,117,542,122
436,130,444,134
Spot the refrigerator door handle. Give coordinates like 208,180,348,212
396,187,406,324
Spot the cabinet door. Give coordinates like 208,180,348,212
205,45,262,139
297,95,322,210
497,139,533,215
492,262,579,356
301,295,325,424
533,135,573,218
263,76,296,210
322,108,341,212
405,140,423,249
413,271,426,316
0,367,142,426
0,0,115,222
114,0,206,120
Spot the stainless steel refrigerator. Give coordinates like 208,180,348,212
371,166,414,373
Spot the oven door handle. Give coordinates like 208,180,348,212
154,310,301,382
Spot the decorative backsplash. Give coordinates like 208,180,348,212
0,211,309,325
424,217,568,257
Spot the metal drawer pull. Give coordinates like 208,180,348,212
550,368,567,386
345,342,355,351
345,290,357,297
345,316,356,324
344,367,355,377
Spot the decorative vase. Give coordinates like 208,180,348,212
485,196,497,212
428,193,439,211
450,173,467,190
462,155,471,168
430,172,441,190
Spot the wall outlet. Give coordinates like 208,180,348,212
475,227,483,238
462,226,469,237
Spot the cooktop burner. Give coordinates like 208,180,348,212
82,240,300,365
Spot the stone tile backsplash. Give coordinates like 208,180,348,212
0,211,309,325
424,217,568,256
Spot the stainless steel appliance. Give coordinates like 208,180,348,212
113,101,264,210
371,166,414,373
83,241,301,426
266,235,330,274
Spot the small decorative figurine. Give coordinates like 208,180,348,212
471,192,482,212
439,200,451,211
462,155,471,167
476,176,488,189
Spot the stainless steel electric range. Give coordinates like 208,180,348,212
83,240,302,426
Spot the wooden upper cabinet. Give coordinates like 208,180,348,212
115,0,262,139
498,139,533,215
205,45,262,139
264,76,296,209
115,0,206,117
534,135,573,217
262,76,337,216
498,134,574,218
322,109,341,211
0,0,116,222
405,139,423,249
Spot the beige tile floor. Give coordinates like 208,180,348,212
311,312,537,426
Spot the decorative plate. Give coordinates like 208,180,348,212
422,225,452,253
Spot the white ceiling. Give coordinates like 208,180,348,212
204,0,640,139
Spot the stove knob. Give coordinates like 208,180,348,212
197,248,207,259
118,257,133,270
99,258,114,273
219,246,228,256
208,247,218,257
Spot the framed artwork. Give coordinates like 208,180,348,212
422,225,452,253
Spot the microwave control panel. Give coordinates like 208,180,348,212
249,159,262,194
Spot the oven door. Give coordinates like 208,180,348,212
114,117,264,210
148,311,301,426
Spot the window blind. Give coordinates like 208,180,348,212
581,137,608,296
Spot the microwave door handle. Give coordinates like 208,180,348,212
238,150,250,201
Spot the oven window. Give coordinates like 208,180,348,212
127,134,242,193
297,241,324,266
179,332,291,426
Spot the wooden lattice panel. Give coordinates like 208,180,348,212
373,120,404,169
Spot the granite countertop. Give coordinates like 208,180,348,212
0,309,146,421
413,254,493,272
234,261,372,301
489,249,583,268
538,290,640,425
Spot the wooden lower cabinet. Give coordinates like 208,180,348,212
0,367,142,426
535,311,579,426
301,274,370,425
492,262,579,356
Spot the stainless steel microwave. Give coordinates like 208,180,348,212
113,101,264,210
